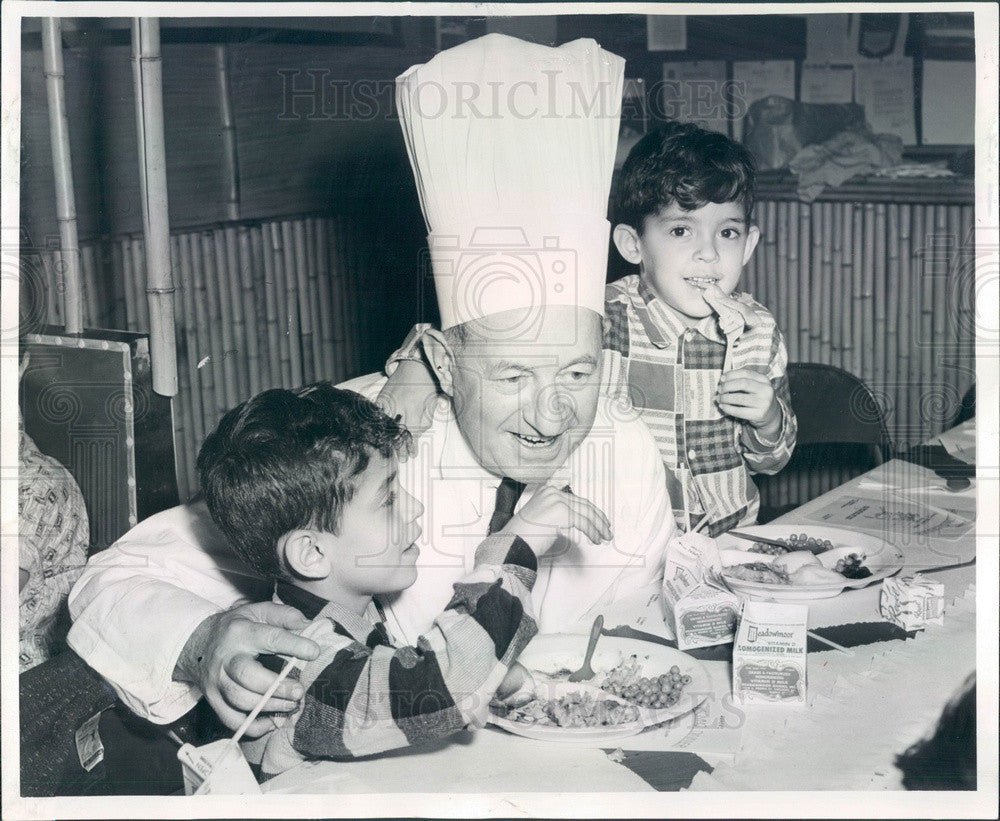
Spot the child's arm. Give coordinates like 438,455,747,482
376,323,439,437
730,328,797,475
286,533,540,761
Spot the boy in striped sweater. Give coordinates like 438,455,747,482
196,383,594,776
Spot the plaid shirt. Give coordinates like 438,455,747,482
602,275,796,536
19,426,89,671
247,534,538,776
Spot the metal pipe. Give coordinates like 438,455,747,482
41,18,83,334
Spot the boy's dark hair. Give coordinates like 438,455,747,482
197,383,411,579
615,121,757,231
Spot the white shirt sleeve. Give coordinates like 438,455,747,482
67,503,265,723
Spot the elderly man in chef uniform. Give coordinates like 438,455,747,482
68,34,675,736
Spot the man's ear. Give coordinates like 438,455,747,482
743,224,761,266
421,329,457,397
612,223,643,265
280,530,331,581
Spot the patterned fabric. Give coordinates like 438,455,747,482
19,427,90,672
602,275,796,536
248,533,538,776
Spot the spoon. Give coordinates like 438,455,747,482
568,615,604,682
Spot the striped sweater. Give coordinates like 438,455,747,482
244,533,538,776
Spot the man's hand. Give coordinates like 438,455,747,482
174,602,321,737
377,359,440,441
716,368,782,442
500,485,612,555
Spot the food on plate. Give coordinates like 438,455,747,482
771,550,821,574
788,564,849,585
748,533,834,556
600,655,692,709
724,562,790,585
495,689,639,728
833,552,872,579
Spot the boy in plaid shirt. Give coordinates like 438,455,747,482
604,121,796,535
196,383,596,776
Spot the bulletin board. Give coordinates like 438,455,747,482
555,12,975,152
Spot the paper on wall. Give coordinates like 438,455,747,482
806,14,856,63
921,59,975,144
732,60,796,139
661,60,729,135
854,58,916,144
800,63,854,104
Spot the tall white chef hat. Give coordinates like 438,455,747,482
396,34,624,330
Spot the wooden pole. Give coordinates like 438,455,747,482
215,44,240,222
131,17,177,396
42,18,84,334
238,225,262,396
314,217,336,380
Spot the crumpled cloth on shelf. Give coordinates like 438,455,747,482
789,129,904,202
874,161,955,179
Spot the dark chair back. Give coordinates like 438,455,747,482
756,363,892,522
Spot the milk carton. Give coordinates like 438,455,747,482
661,532,739,650
732,600,808,706
881,574,945,631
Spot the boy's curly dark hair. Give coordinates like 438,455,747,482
615,120,757,232
197,383,411,579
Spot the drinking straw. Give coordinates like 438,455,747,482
42,18,83,334
231,656,303,746
807,630,854,657
281,220,304,387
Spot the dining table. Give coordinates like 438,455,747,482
261,419,989,802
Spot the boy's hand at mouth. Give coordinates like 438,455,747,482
715,368,782,442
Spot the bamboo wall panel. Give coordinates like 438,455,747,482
30,214,363,499
740,200,977,511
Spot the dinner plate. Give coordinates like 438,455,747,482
487,634,711,744
716,524,904,601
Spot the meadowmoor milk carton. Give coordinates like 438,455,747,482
732,600,808,706
661,532,739,650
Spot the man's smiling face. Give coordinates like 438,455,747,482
446,305,602,484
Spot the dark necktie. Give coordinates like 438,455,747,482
487,477,527,534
